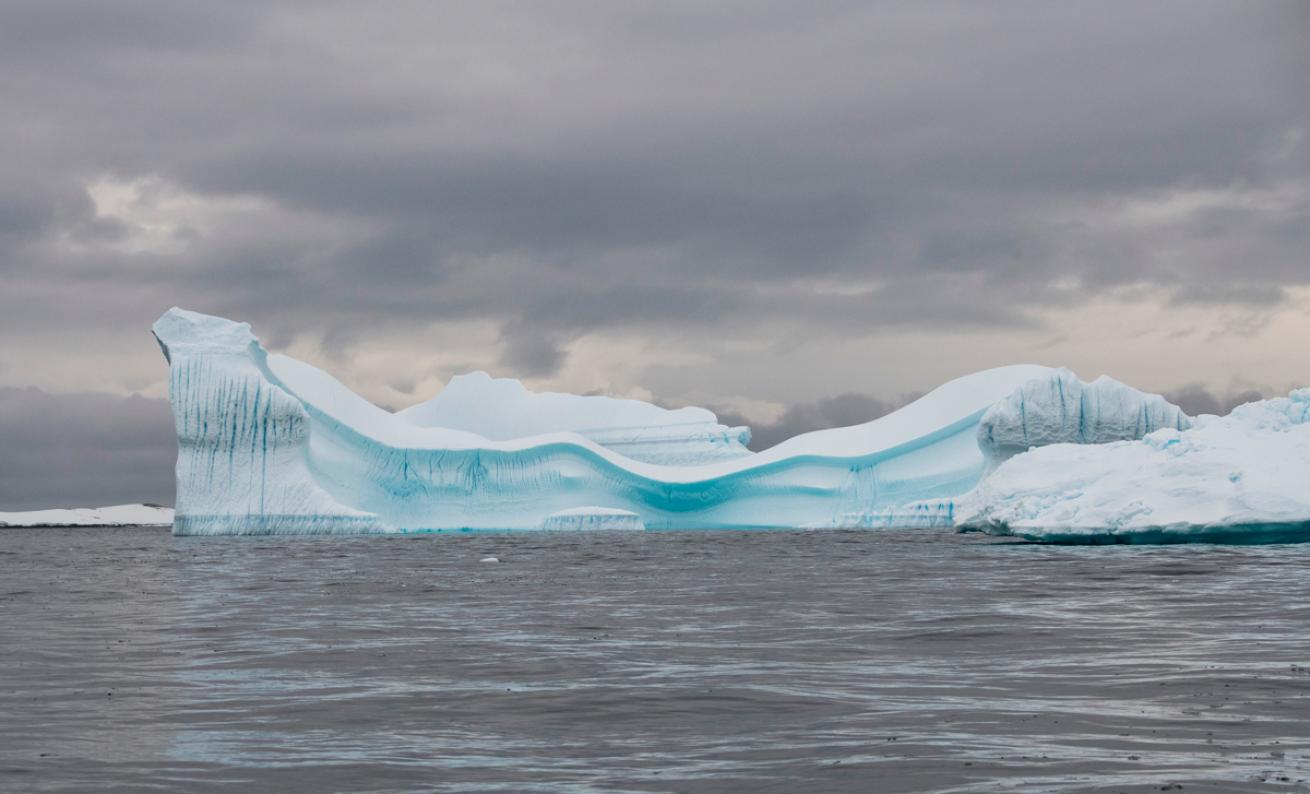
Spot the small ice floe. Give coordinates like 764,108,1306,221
479,556,500,563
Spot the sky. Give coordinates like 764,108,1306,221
1,1,1307,509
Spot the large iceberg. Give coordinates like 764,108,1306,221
396,371,751,466
153,308,1055,535
955,390,1310,544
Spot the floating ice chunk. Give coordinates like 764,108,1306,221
541,507,645,531
977,369,1191,471
956,389,1310,543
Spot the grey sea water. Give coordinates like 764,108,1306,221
1,527,1308,793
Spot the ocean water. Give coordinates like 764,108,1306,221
1,527,1308,793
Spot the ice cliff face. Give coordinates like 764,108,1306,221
976,369,1191,471
397,371,751,466
153,308,1057,535
956,389,1310,543
153,310,381,534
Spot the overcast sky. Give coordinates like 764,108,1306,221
1,1,1307,509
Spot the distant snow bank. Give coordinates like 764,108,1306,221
956,389,1310,543
0,504,174,528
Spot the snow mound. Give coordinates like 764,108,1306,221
956,389,1310,543
541,507,645,531
0,504,174,528
977,369,1191,471
397,371,751,465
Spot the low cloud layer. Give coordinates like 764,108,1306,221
0,388,175,510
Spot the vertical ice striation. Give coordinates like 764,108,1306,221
153,309,381,534
976,369,1192,471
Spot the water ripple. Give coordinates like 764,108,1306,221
1,527,1308,792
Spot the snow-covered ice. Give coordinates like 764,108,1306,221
824,372,1192,529
398,371,751,466
0,504,173,527
956,389,1310,543
153,308,1054,535
976,368,1191,471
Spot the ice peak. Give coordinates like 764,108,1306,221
152,307,259,360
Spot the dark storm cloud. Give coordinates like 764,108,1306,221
0,388,175,510
2,1,1306,350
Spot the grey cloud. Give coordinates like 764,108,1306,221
716,392,914,452
1171,283,1288,306
1163,383,1267,417
498,323,568,378
0,1,1305,440
0,388,175,510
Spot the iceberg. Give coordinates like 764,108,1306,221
397,371,751,465
976,368,1191,471
153,308,1055,535
956,389,1310,544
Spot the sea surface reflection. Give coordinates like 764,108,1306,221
2,527,1308,792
